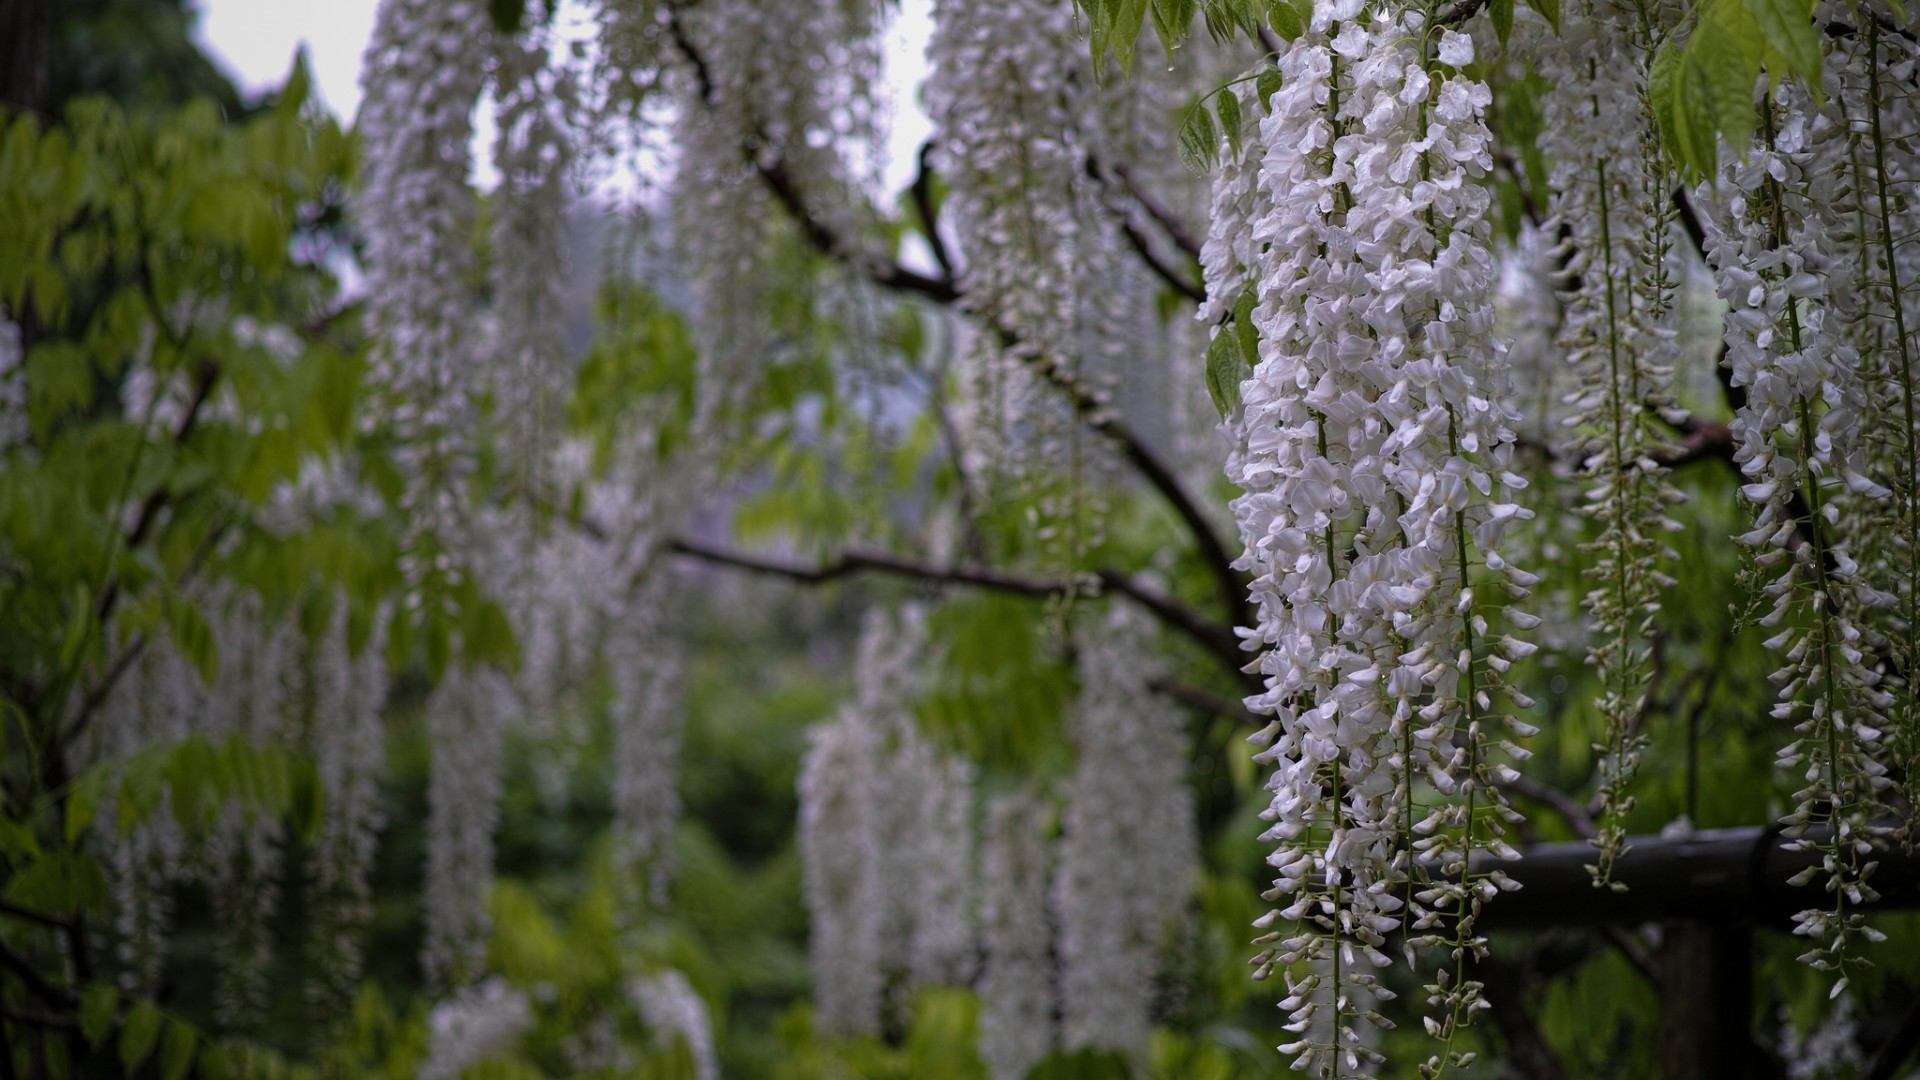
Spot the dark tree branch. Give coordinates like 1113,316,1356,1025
1118,215,1205,303
1148,677,1251,720
1111,162,1203,261
666,536,1254,686
659,12,1249,631
909,141,957,281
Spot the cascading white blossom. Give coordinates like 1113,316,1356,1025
926,0,1083,505
305,602,391,1020
798,605,978,1033
1841,12,1920,832
0,309,23,451
1532,0,1685,883
663,0,883,433
629,969,720,1080
908,753,977,988
422,664,511,991
203,591,294,1030
420,975,535,1080
1053,603,1197,1055
1693,36,1892,985
93,635,194,997
489,24,579,500
356,0,491,608
1217,4,1534,1070
796,694,885,1036
978,787,1055,1080
608,573,687,911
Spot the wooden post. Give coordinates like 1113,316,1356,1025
1657,921,1757,1079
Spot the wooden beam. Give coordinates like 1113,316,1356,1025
1478,827,1920,929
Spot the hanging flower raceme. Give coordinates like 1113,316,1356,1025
796,682,886,1036
356,0,492,613
978,787,1055,1080
927,0,1091,523
629,969,720,1080
608,573,687,912
1532,0,1686,885
304,600,391,1022
1216,2,1534,1071
422,664,511,992
1694,13,1895,989
1054,603,1197,1056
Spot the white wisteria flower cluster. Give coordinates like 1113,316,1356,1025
1214,2,1535,1071
1054,603,1198,1055
797,606,978,1036
1530,0,1686,885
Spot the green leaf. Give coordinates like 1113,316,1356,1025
119,1000,163,1072
1205,330,1244,418
1256,69,1284,112
1741,0,1820,87
1112,0,1150,76
1232,285,1260,366
63,763,110,847
1523,0,1562,31
1648,39,1682,155
80,984,117,1049
1216,90,1243,159
1490,0,1515,46
164,594,218,687
160,1022,197,1080
1178,104,1219,172
1266,0,1303,39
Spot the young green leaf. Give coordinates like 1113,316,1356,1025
119,1000,163,1072
1490,0,1515,47
1216,89,1243,158
1741,0,1821,88
159,1022,198,1080
1205,331,1245,417
1256,69,1284,112
80,984,118,1049
1266,0,1304,40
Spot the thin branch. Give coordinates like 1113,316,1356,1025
666,536,1253,683
1148,677,1252,721
1118,215,1206,303
0,900,71,932
659,14,1249,629
1111,162,1203,260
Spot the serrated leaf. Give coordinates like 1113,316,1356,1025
1266,0,1303,39
1256,69,1284,112
80,984,117,1049
1205,331,1244,417
119,1000,162,1072
1216,90,1243,158
1490,0,1515,46
160,1022,197,1080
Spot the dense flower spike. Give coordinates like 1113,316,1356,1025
1693,9,1899,989
978,787,1056,1080
1054,604,1197,1055
630,969,720,1080
1216,3,1533,1070
609,575,687,910
796,691,885,1036
926,0,1085,509
305,603,391,1022
420,976,535,1080
1533,0,1686,885
357,0,491,610
422,665,510,991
